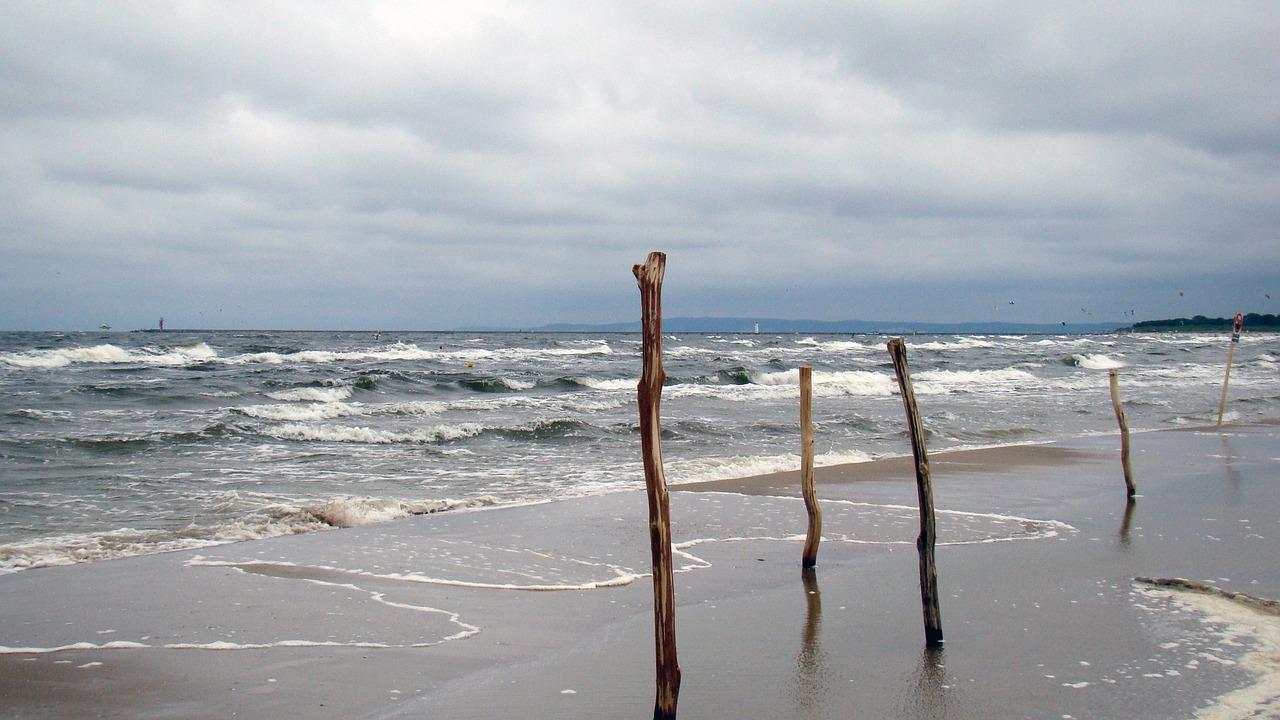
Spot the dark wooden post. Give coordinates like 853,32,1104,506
799,366,821,568
634,252,681,720
886,338,943,648
1108,369,1136,498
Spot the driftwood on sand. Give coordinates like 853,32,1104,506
1135,577,1280,616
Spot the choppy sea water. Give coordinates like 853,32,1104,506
1,329,1276,572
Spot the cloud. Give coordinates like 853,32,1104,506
1,1,1277,329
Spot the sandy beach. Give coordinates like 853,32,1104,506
2,422,1277,719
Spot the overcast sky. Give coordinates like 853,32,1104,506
2,2,1277,331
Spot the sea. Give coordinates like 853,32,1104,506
1,329,1277,574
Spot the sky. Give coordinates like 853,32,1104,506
2,2,1277,331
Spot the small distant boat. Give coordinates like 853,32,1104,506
99,324,111,330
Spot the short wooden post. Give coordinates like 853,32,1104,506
1108,369,1136,498
1217,313,1244,426
886,338,943,648
799,366,822,568
634,252,681,720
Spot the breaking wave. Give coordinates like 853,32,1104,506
0,343,219,369
0,495,498,573
1064,353,1126,370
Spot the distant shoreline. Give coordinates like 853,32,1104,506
1127,312,1278,332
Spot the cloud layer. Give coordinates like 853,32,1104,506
2,1,1277,329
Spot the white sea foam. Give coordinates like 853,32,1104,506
669,448,876,484
814,370,897,396
577,377,637,391
303,496,497,528
263,422,484,444
751,368,804,385
497,377,537,391
238,401,365,422
914,368,1039,393
910,337,999,351
794,337,873,352
1067,353,1126,370
668,370,895,401
238,400,446,422
0,343,219,369
1137,585,1280,720
0,495,498,573
0,526,287,574
264,386,353,403
727,366,1037,397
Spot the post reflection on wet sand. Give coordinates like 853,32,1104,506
896,646,957,719
1118,496,1136,549
791,567,829,711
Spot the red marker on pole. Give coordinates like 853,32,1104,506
1217,313,1244,425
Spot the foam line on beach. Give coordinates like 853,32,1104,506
0,639,453,654
194,558,482,641
188,554,643,593
1133,580,1280,720
0,559,482,656
675,492,1074,548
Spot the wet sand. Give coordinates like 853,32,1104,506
1,423,1277,719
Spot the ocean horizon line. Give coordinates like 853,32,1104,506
16,317,1129,335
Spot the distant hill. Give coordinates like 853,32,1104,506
529,316,1125,334
1127,313,1278,332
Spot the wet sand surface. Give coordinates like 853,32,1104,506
1,424,1277,719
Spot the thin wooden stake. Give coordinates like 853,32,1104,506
887,338,943,648
1217,313,1244,426
799,366,821,568
1109,369,1136,498
634,252,681,720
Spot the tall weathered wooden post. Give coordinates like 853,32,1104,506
1108,369,1136,498
887,338,943,648
1217,312,1244,426
799,366,821,568
634,252,681,720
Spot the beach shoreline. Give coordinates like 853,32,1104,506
2,422,1278,718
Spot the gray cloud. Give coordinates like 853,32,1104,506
1,1,1276,330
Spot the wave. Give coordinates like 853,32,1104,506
262,422,485,444
672,365,1059,399
669,448,876,484
265,386,354,403
12,424,236,453
0,343,219,369
1064,353,1126,370
236,400,446,422
301,495,498,528
3,408,72,421
0,495,498,573
680,367,1030,398
570,376,636,392
457,376,537,393
0,339,616,372
914,368,1039,394
257,416,603,446
229,341,614,366
794,337,873,352
495,418,598,441
909,337,999,351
